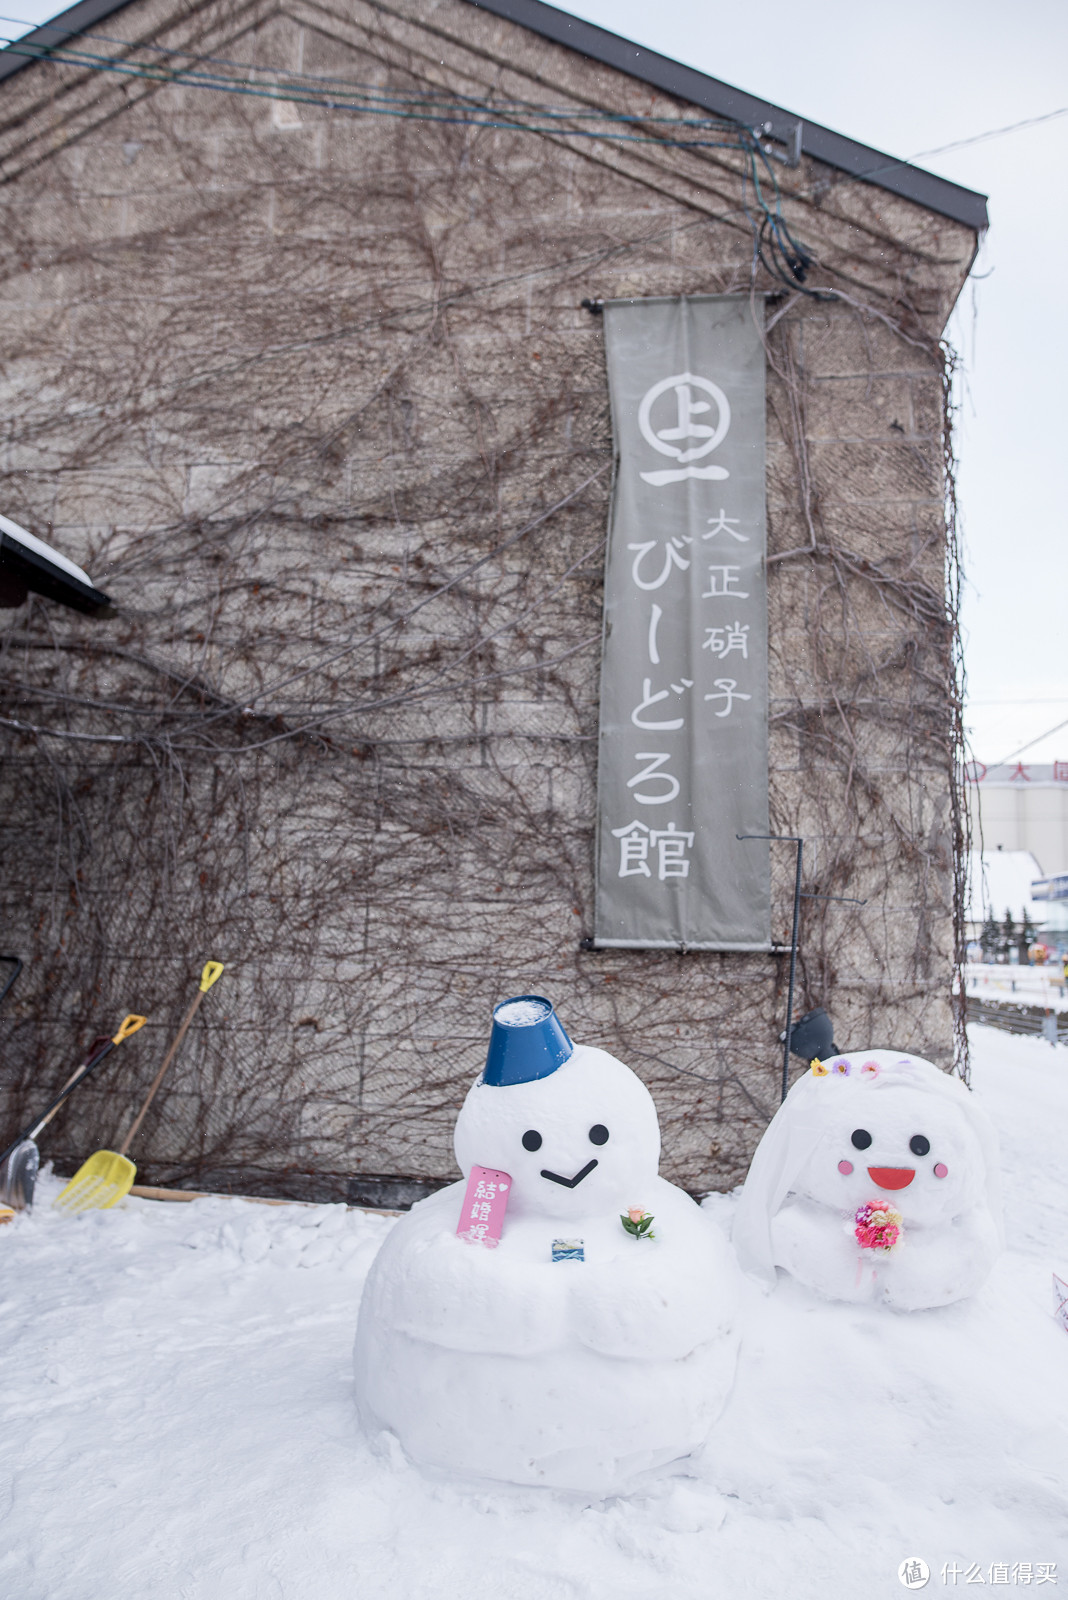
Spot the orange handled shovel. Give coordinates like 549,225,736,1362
0,1015,146,1210
54,962,224,1213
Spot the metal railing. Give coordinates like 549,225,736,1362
966,995,1067,1043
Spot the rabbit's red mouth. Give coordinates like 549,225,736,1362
867,1167,915,1190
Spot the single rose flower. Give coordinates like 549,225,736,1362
620,1207,655,1241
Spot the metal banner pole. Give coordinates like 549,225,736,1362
738,832,802,1102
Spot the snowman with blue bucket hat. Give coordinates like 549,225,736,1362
353,996,741,1494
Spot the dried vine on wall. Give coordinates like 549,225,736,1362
0,3,971,1198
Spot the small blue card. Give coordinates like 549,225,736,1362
551,1238,584,1262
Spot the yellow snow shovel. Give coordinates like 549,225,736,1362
54,961,224,1213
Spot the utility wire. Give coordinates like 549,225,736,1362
908,107,1068,161
992,717,1068,768
840,103,1068,191
4,13,1059,194
0,13,740,128
0,29,813,279
0,14,817,292
969,696,1068,706
0,27,758,144
4,12,1063,153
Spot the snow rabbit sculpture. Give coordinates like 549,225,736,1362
354,995,740,1494
732,1050,1002,1310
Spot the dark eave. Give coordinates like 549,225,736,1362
0,0,989,231
0,529,115,616
0,0,129,82
469,0,988,230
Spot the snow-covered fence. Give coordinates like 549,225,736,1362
965,997,1068,1044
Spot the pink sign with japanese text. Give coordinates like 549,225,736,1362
457,1165,512,1248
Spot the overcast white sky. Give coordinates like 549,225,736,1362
3,0,1066,765
555,0,1068,770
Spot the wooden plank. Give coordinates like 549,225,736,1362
127,1182,400,1215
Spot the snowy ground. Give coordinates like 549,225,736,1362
2,1026,1066,1600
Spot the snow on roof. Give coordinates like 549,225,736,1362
968,849,1046,925
0,511,94,587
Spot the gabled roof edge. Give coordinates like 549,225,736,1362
0,0,990,231
468,0,989,230
0,0,131,83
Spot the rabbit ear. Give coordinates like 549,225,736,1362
948,1078,1004,1249
869,1052,1005,1249
732,1073,828,1287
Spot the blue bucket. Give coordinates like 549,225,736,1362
482,995,574,1087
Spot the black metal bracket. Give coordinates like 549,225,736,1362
736,837,867,1101
800,893,867,904
737,833,802,1104
0,956,22,1010
756,116,803,168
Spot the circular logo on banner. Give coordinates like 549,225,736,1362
637,372,731,465
898,1558,931,1589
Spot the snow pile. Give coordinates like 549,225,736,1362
493,998,553,1026
1,1027,1066,1599
969,848,1046,924
355,1042,740,1492
733,1050,1002,1308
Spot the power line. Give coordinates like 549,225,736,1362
908,106,1068,162
993,716,1068,767
0,52,818,419
0,19,756,140
4,10,1061,195
0,12,738,128
0,44,736,144
819,107,1068,192
0,21,816,286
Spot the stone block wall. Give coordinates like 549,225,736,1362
0,0,975,1198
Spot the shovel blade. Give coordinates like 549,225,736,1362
53,1150,137,1213
1,1139,39,1210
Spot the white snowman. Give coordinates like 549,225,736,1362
354,995,740,1494
732,1050,1003,1310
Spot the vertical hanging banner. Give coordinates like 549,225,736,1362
595,295,771,950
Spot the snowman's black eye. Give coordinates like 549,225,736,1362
851,1128,872,1150
909,1134,930,1157
521,1129,542,1152
589,1124,609,1146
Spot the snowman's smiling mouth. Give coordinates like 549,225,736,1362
868,1166,915,1190
540,1159,598,1189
